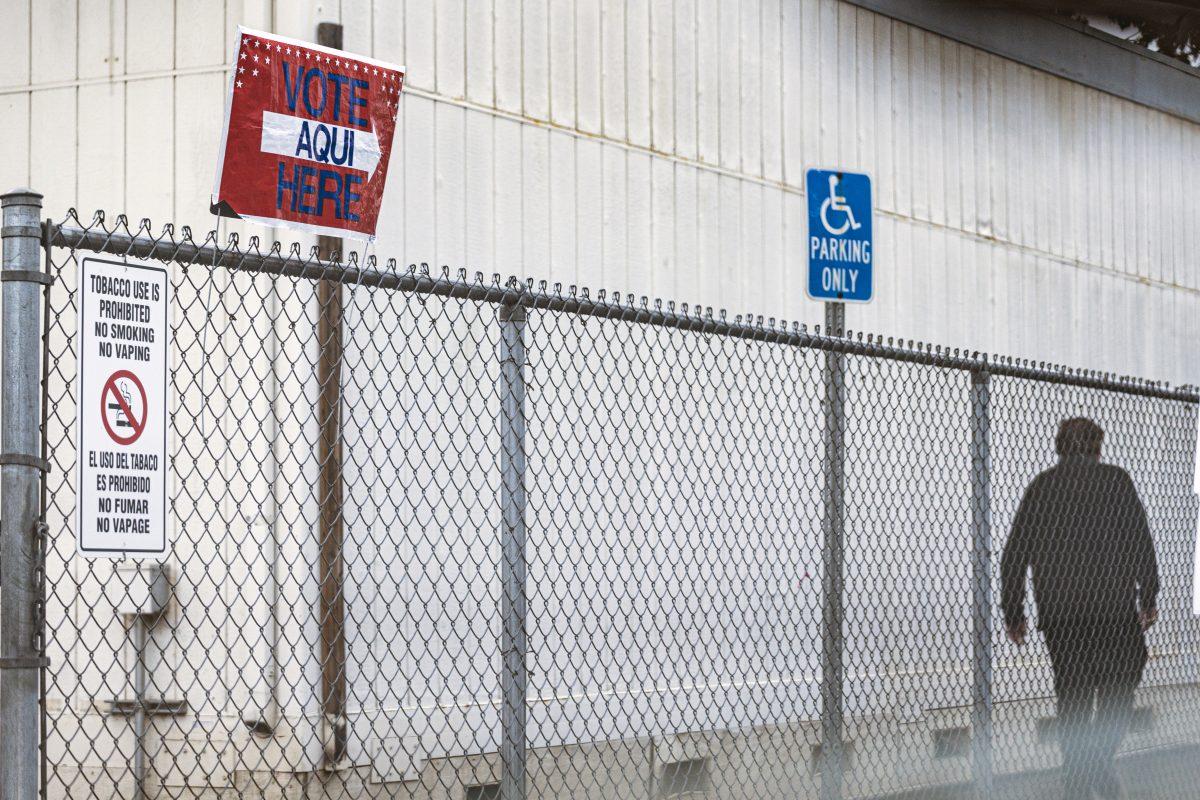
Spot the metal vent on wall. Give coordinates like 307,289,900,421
932,726,971,759
659,757,712,797
464,783,500,800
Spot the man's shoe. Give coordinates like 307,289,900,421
1094,766,1124,800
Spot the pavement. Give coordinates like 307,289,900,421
873,745,1200,800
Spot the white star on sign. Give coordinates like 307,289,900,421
285,47,291,55
252,68,259,76
237,66,244,73
253,54,259,62
236,80,243,88
265,57,271,64
239,51,247,60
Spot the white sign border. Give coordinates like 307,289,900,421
75,255,171,559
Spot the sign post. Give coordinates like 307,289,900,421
807,167,871,800
806,169,873,305
212,26,405,239
76,256,170,558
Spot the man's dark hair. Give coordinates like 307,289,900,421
1056,417,1104,458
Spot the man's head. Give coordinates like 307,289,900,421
1056,417,1103,460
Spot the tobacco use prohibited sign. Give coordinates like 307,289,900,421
76,256,170,558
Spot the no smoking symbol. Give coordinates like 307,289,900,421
101,370,147,446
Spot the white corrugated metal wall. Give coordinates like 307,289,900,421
2,0,1198,383
3,0,1200,794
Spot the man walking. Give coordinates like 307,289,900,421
1001,417,1158,800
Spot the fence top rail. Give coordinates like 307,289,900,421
43,214,1199,405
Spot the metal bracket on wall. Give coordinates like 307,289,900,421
0,657,50,671
0,271,53,286
107,699,188,717
0,453,51,473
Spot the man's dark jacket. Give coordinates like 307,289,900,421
1000,456,1158,630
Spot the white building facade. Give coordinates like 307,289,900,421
3,0,1198,383
2,1,1199,799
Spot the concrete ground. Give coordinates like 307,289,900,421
874,745,1200,800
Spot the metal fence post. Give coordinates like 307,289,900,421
969,368,994,798
1,188,46,800
820,302,845,800
498,301,528,800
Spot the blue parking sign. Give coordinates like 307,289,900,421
806,169,873,303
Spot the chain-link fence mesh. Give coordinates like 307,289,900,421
30,210,1200,800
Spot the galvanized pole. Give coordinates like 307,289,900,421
498,301,528,800
820,301,845,800
1,188,47,800
969,368,994,798
132,616,147,800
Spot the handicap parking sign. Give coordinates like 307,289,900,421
806,169,873,303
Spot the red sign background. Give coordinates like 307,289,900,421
213,27,404,239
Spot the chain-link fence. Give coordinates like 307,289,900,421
2,196,1198,800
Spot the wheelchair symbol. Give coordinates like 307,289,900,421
819,174,862,236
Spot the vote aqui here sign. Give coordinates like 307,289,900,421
212,27,405,239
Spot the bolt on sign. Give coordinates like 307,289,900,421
76,256,170,558
212,26,405,239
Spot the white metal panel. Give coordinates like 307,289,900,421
718,0,740,169
29,88,76,212
740,0,762,177
176,0,226,69
548,0,574,127
12,1,1200,784
761,0,782,182
77,83,126,216
600,0,626,141
695,0,719,164
436,102,467,270
523,0,549,118
626,150,652,296
465,109,496,269
124,78,173,216
78,0,123,81
31,0,77,83
494,0,521,112
0,0,31,89
493,115,523,275
435,0,465,98
404,0,435,91
173,72,225,225
674,0,697,161
574,0,601,134
465,0,493,105
0,93,31,190
648,0,671,152
125,0,173,74
601,143,627,287
547,131,574,279
522,123,551,280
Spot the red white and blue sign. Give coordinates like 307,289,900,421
212,27,405,240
